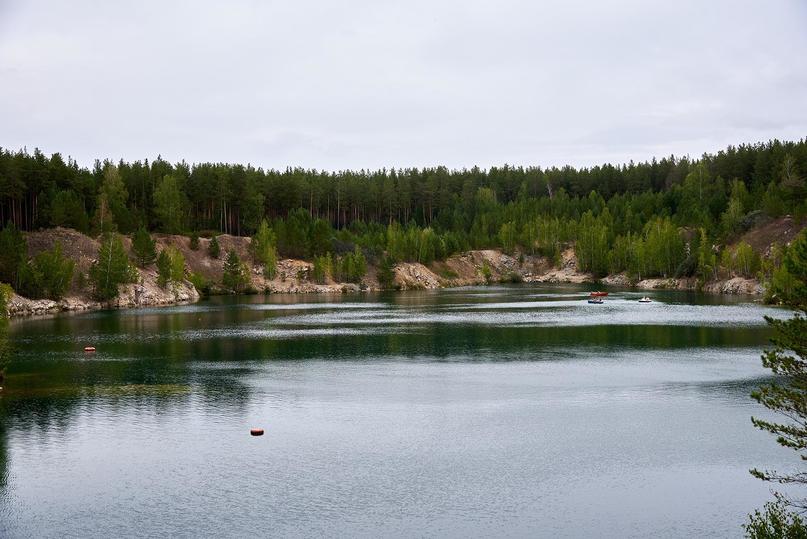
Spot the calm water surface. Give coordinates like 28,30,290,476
0,285,796,538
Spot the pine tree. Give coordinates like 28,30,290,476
208,235,221,259
89,233,139,300
131,226,157,267
750,310,807,509
222,250,249,292
156,247,185,288
153,174,187,233
377,255,395,289
0,222,27,289
189,233,200,250
768,230,807,306
95,165,130,233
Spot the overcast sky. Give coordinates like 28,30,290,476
1,0,806,171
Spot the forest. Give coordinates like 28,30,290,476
0,138,804,299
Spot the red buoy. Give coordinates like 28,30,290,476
250,428,264,436
84,346,96,353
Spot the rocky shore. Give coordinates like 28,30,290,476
5,227,766,318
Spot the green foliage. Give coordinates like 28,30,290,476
0,282,12,315
0,222,27,289
309,219,333,257
131,226,157,267
153,174,188,233
208,235,221,259
768,230,807,306
89,233,139,300
0,282,11,381
0,140,804,285
481,260,493,284
334,247,367,283
222,250,249,292
188,272,210,296
504,271,523,283
96,165,131,233
20,242,75,300
0,316,9,384
696,229,718,283
750,311,807,502
377,255,396,289
576,210,610,276
189,233,200,250
250,219,277,278
156,247,185,288
312,254,333,284
49,190,89,232
498,222,518,254
745,501,807,539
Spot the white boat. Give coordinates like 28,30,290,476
638,297,652,303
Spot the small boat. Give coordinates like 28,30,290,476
590,291,609,297
638,297,652,303
587,298,604,304
83,346,96,353
250,428,265,436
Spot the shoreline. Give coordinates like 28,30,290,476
6,228,766,319
6,274,765,319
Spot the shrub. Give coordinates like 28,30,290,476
189,233,200,250
208,235,221,259
20,242,75,300
312,254,333,284
481,260,493,284
0,282,13,316
188,272,210,296
334,247,367,283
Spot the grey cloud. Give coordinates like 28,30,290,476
0,0,805,171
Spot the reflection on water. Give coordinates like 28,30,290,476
0,285,796,538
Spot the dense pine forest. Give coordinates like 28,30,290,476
0,139,805,299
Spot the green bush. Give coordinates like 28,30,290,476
189,233,200,250
481,260,493,284
208,235,221,259
0,282,13,316
334,247,367,283
188,272,210,296
312,254,332,284
20,242,75,300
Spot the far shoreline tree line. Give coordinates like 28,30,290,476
0,138,803,303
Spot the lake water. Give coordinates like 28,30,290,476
0,285,796,538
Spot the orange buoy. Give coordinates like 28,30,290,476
250,428,264,436
84,346,96,353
